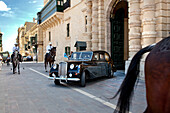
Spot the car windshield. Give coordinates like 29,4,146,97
70,52,93,60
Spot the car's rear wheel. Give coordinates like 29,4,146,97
80,71,86,87
108,70,114,78
54,79,60,85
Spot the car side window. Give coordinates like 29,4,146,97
105,53,110,61
93,53,99,60
99,53,105,60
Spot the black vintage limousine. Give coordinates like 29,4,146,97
48,50,116,87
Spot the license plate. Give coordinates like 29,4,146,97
60,75,65,78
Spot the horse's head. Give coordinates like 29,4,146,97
14,51,19,58
50,47,56,56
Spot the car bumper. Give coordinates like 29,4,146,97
48,77,80,81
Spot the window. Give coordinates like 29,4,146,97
105,53,110,61
99,53,105,60
49,32,51,41
25,44,27,51
57,0,63,6
93,53,99,60
65,46,70,56
85,16,87,32
57,1,61,5
61,1,63,6
67,23,70,37
22,31,24,36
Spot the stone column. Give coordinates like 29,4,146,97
92,0,99,50
37,25,43,62
42,30,46,61
125,0,141,74
155,0,168,42
142,0,156,47
128,0,141,58
85,0,92,51
98,0,105,50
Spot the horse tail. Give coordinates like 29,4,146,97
113,44,156,113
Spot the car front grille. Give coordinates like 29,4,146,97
58,62,67,77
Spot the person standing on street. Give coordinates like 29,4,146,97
0,55,3,70
6,55,10,66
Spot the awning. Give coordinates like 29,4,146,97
74,41,87,47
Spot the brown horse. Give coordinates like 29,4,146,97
12,50,20,74
113,36,170,113
45,47,56,72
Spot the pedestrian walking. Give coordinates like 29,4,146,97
6,55,10,66
0,55,3,70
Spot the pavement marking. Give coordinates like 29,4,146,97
22,61,43,64
29,68,132,113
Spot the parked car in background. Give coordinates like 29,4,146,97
33,56,37,61
48,51,117,87
23,56,27,61
26,56,33,61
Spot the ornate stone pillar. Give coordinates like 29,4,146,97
142,0,156,47
85,0,92,51
42,29,46,61
37,25,43,62
125,0,141,73
128,0,141,58
155,0,168,42
92,0,99,50
98,0,105,50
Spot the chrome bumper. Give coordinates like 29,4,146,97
48,77,80,81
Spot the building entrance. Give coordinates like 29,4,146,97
110,1,128,70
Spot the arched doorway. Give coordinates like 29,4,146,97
110,1,128,70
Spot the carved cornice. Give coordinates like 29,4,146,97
40,12,63,30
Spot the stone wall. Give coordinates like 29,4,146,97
39,0,170,77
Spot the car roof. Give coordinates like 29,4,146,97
73,50,109,54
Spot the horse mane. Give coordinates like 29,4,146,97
53,47,56,50
113,44,155,113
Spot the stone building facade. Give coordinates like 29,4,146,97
18,21,37,57
18,27,26,56
37,0,170,76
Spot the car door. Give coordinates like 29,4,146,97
97,52,108,76
86,52,102,79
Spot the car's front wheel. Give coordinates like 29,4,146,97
54,79,60,85
49,73,53,77
80,71,86,87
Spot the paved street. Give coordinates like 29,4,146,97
0,63,147,113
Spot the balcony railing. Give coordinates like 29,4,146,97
37,0,67,24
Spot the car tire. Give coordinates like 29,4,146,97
108,70,114,78
49,73,53,77
80,71,86,87
54,79,60,85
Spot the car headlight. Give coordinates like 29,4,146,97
69,73,72,77
53,64,57,69
70,64,74,69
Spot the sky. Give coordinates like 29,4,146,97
0,0,44,52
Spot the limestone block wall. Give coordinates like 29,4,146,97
104,0,169,77
71,0,82,7
39,0,169,77
64,0,87,52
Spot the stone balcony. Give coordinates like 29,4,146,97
37,0,70,25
